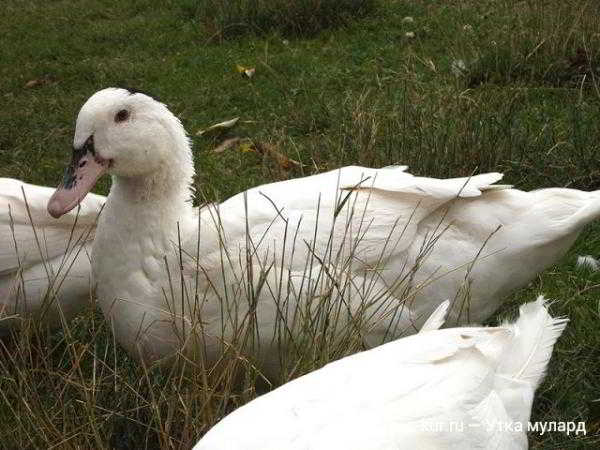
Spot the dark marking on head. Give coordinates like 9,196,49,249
118,86,155,99
62,136,95,189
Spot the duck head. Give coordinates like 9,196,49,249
48,87,192,218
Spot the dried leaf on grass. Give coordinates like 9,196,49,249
253,141,303,170
196,117,240,136
24,76,55,89
212,137,242,153
211,137,303,170
236,64,256,79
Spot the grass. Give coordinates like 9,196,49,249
183,0,377,40
1,0,600,448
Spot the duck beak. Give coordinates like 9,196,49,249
47,135,108,218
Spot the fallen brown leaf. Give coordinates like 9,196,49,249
24,76,55,89
212,137,242,153
254,141,303,170
25,79,44,88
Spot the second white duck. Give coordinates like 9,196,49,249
194,296,567,450
1,178,104,333
47,88,600,374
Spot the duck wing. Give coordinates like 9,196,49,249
1,179,105,331
195,166,506,273
0,178,104,275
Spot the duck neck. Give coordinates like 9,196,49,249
105,148,196,238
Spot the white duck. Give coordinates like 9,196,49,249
0,178,105,333
46,88,600,373
194,296,567,450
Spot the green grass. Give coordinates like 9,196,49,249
1,0,600,448
182,0,377,39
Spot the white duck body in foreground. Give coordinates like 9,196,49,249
0,178,105,333
195,297,567,450
47,88,600,371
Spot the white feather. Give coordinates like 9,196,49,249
576,255,600,271
498,295,568,387
419,299,450,333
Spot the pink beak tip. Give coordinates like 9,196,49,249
47,197,65,218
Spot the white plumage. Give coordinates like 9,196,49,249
194,296,567,450
45,88,599,375
576,254,600,271
0,178,104,333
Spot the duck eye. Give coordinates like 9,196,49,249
115,109,129,123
